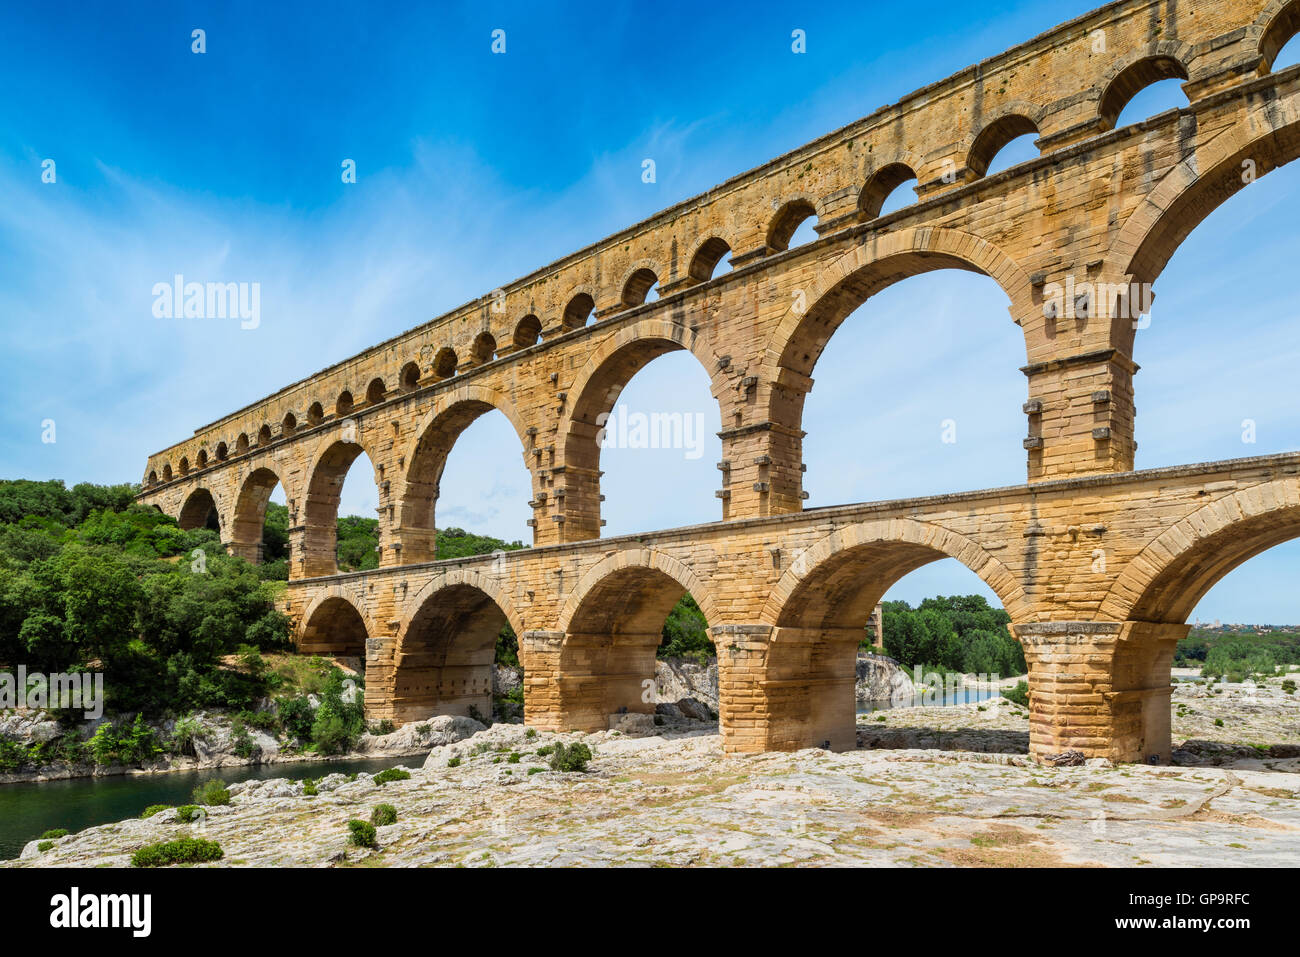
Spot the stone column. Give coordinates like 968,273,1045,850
713,624,859,753
363,634,398,722
519,631,565,730
1014,621,1187,764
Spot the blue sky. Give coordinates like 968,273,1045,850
2,1,1299,623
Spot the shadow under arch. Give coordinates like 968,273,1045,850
396,384,532,561
301,434,381,578
299,588,370,658
548,547,718,732
178,487,222,532
387,572,525,724
558,316,721,542
1101,478,1300,624
755,518,1027,752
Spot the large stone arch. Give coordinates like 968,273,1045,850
394,384,533,562
759,517,1030,628
230,465,290,563
543,546,718,732
385,570,526,724
299,430,382,578
1103,82,1300,349
556,316,722,541
177,485,226,533
1100,478,1300,624
298,585,372,657
765,226,1032,382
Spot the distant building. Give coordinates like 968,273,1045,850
866,604,884,650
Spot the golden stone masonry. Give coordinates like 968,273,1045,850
137,0,1300,764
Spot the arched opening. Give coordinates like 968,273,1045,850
307,402,325,425
767,199,818,253
597,351,722,536
147,470,158,485
771,535,1020,751
258,424,273,446
1261,1,1300,72
432,347,458,379
1129,151,1300,469
302,440,377,577
399,399,531,562
400,361,421,391
196,449,208,469
687,237,731,283
513,315,542,350
469,331,497,365
236,433,249,454
281,412,297,435
336,392,354,417
178,456,190,476
780,252,1027,503
300,596,368,660
859,163,918,220
215,442,228,461
162,463,173,482
1100,56,1189,130
562,292,595,332
231,467,289,568
968,114,1040,178
391,584,514,724
563,336,720,540
366,377,386,405
557,566,712,731
621,268,659,307
178,487,220,532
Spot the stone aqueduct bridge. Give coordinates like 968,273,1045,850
138,0,1300,764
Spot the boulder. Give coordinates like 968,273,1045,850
609,713,657,735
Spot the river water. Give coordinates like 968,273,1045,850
0,754,415,860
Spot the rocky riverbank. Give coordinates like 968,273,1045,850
10,673,1297,867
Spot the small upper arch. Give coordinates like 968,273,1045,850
619,262,660,308
561,290,596,332
766,197,819,252
469,331,497,365
967,112,1041,178
513,314,542,350
1258,0,1300,72
858,162,919,221
686,235,733,283
1097,53,1190,131
366,377,387,405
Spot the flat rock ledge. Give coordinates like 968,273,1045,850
8,689,1298,868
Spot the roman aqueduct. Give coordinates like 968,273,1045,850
137,0,1300,763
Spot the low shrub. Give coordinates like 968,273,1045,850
140,805,172,819
372,767,411,786
302,778,318,796
176,805,204,823
446,756,461,768
347,819,377,849
371,803,397,826
370,719,396,736
548,741,592,773
37,840,54,853
39,828,69,840
131,837,224,867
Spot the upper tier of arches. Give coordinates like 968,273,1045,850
142,0,1300,490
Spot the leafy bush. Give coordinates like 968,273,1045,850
131,837,224,867
276,695,314,743
37,840,54,853
371,803,397,826
176,805,204,822
140,805,172,819
446,756,461,767
87,715,163,766
302,778,318,796
548,742,592,773
192,779,230,806
1283,679,1296,694
369,719,396,736
310,671,365,754
372,767,411,785
40,828,68,840
346,819,377,849
1002,680,1030,708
